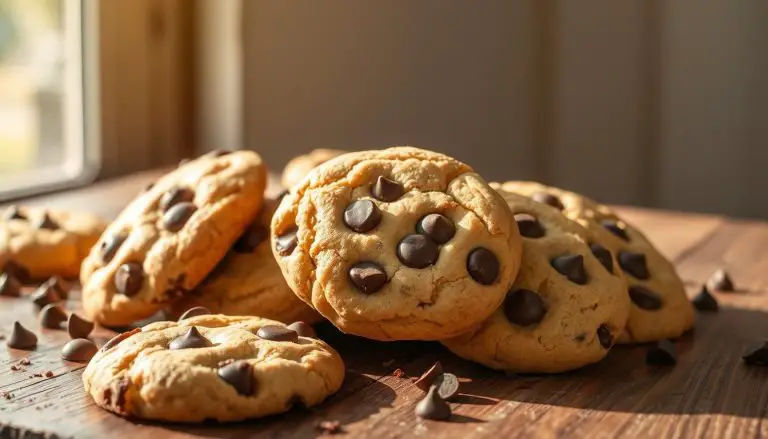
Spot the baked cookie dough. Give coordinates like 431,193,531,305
0,206,106,281
494,181,694,343
167,200,321,325
272,147,522,341
442,189,629,373
83,314,345,422
281,148,346,189
81,150,267,326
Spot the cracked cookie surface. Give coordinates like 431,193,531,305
281,148,346,189
83,314,345,422
167,200,321,324
81,150,267,326
442,189,630,373
494,181,694,343
272,147,522,341
0,206,106,281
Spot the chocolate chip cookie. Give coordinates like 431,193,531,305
81,150,267,326
494,181,694,343
0,206,106,281
83,314,345,422
281,148,346,189
272,147,522,341
167,200,321,324
442,189,629,373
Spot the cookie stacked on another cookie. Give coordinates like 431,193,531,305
272,147,523,341
494,181,695,343
442,189,630,373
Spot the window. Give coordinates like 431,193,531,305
0,0,98,200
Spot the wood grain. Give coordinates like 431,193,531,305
0,172,766,438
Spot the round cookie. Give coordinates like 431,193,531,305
0,206,106,281
83,314,345,422
281,148,346,189
81,150,267,326
271,146,522,341
494,181,694,343
442,189,629,373
167,200,321,324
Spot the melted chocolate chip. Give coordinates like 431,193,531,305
504,289,547,326
67,313,94,339
100,234,127,264
692,286,719,312
33,212,58,230
169,327,213,350
601,220,629,241
414,386,451,420
597,325,613,349
371,176,405,202
707,268,735,292
628,285,662,310
7,322,37,350
218,360,256,395
257,325,299,343
39,304,68,329
0,273,21,297
160,187,195,212
414,362,444,392
234,223,268,253
163,202,197,232
101,328,141,351
286,321,316,338
62,339,98,363
466,247,500,285
343,200,381,233
551,254,588,285
178,306,211,321
349,262,387,294
3,205,25,221
514,213,545,238
646,340,677,366
532,192,564,210
618,251,649,280
114,263,144,297
397,234,439,269
275,226,298,256
590,243,614,273
416,214,456,244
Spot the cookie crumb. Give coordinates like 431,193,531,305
20,358,30,365
0,391,13,400
33,372,44,378
316,420,342,434
392,368,405,378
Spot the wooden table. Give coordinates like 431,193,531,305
0,171,766,439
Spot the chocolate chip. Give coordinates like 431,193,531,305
67,313,94,339
742,341,768,366
371,176,405,202
397,234,439,269
692,286,719,312
163,202,197,232
646,340,677,366
597,324,613,349
257,325,299,343
169,327,213,350
33,212,58,230
504,289,547,326
601,220,629,241
349,262,387,294
101,328,141,351
2,261,29,283
39,304,67,329
628,285,663,310
551,254,588,285
0,273,21,297
31,282,63,308
3,205,25,221
532,192,564,210
275,226,298,256
707,268,735,292
414,361,444,391
466,247,500,285
589,243,614,273
514,213,545,238
114,263,143,297
159,187,195,212
414,386,451,421
287,321,316,338
618,251,649,280
234,223,268,253
7,322,37,350
61,339,98,363
218,360,256,396
47,276,69,298
343,200,381,233
100,234,127,264
416,214,456,244
435,373,460,400
178,306,211,321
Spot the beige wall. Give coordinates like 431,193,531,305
239,0,768,218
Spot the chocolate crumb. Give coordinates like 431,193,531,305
20,358,30,365
316,420,342,434
45,370,53,378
